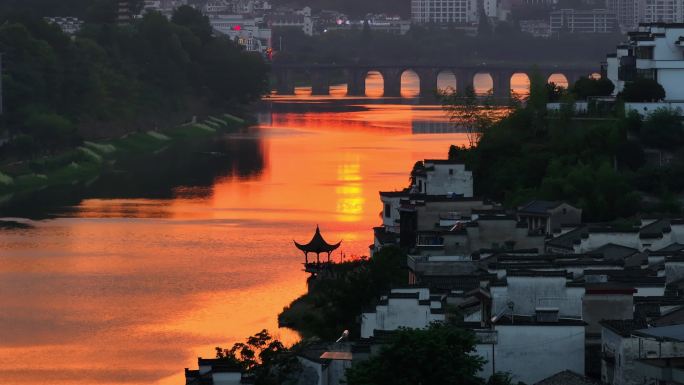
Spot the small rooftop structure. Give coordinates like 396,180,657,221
634,324,684,342
533,370,598,385
294,225,341,264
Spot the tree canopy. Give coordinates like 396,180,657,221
620,78,666,102
571,77,615,100
345,324,485,385
0,7,269,158
441,71,655,221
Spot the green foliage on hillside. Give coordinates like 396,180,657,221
445,73,684,221
345,324,486,385
278,246,407,340
0,5,269,159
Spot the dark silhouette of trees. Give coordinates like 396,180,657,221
620,78,666,102
0,8,269,158
171,5,213,43
216,330,301,385
345,324,485,385
571,77,615,99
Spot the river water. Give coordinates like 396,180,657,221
0,77,490,385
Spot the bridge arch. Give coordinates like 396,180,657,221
510,72,531,98
548,73,569,89
474,72,494,95
365,70,385,97
400,69,420,98
437,70,457,94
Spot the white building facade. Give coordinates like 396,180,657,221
360,288,445,338
413,159,474,197
549,9,618,34
209,15,271,54
410,0,479,24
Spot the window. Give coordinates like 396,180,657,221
449,168,454,175
384,203,392,218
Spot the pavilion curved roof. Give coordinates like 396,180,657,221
294,225,341,254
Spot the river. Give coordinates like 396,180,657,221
0,75,513,385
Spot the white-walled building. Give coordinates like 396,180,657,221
605,23,684,102
185,357,242,385
601,322,684,385
266,7,314,36
410,0,479,24
209,15,271,53
412,159,473,197
549,9,618,34
474,313,586,384
360,288,445,338
490,270,585,317
547,219,684,254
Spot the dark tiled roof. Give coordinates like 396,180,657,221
656,243,684,252
423,159,466,165
546,226,587,250
373,227,398,245
507,269,568,277
518,200,562,215
600,319,648,337
495,314,586,326
534,370,598,385
593,243,639,260
296,342,330,364
294,225,341,254
379,190,410,197
640,219,671,239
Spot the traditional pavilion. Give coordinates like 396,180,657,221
294,225,342,264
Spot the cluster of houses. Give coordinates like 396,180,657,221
185,156,684,385
362,157,684,385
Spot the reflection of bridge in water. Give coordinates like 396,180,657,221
412,120,468,134
272,63,598,99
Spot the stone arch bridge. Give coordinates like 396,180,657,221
272,63,598,98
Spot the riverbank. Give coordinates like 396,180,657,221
278,247,406,340
0,113,249,202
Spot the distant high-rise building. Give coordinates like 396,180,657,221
410,0,479,24
606,0,684,30
642,0,682,23
549,8,617,33
605,0,640,30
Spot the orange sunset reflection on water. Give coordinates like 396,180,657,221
0,88,475,384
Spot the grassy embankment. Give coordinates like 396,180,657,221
0,114,247,199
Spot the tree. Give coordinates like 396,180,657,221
640,108,684,149
571,77,615,99
217,329,301,385
619,78,666,102
24,112,80,153
171,5,213,43
440,85,497,147
345,324,485,385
